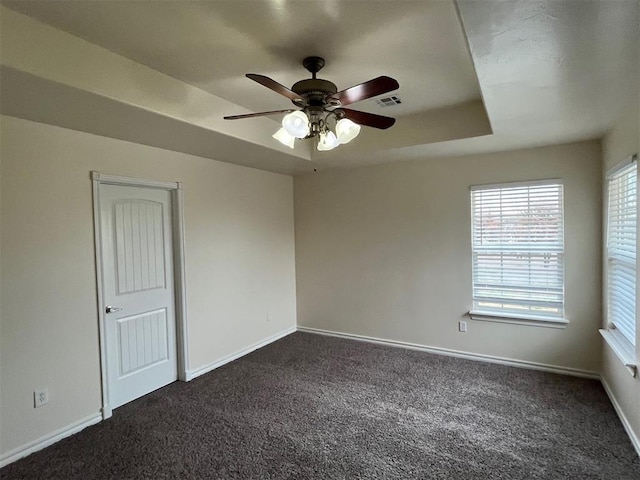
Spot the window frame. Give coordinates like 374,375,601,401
468,179,568,328
605,160,637,345
600,155,638,377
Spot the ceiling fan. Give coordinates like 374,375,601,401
224,56,399,151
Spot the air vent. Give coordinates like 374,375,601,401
375,95,402,107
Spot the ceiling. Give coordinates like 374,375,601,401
1,0,638,174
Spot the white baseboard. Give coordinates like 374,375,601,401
601,377,640,458
0,412,102,468
297,326,600,380
186,326,296,381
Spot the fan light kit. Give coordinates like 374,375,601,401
224,56,399,151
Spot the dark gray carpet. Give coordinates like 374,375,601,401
2,332,639,479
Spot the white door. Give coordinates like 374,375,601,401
100,184,178,409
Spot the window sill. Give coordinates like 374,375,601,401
468,310,569,329
600,328,638,378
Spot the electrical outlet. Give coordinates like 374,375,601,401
459,321,467,333
266,312,271,322
34,388,49,408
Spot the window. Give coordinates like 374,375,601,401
606,161,637,346
470,180,565,324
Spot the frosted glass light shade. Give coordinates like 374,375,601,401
272,128,295,149
282,111,310,138
317,131,340,151
335,118,361,144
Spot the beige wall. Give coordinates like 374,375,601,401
601,80,640,448
0,116,297,456
295,141,602,373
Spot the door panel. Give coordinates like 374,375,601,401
114,200,166,293
100,184,177,409
117,308,168,376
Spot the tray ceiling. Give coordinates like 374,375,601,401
1,0,637,173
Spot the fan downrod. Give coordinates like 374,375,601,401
303,56,325,79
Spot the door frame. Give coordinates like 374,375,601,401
91,171,189,420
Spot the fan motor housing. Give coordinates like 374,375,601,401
292,78,337,106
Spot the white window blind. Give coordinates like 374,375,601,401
471,181,564,319
607,161,637,346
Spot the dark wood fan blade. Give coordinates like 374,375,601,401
224,109,294,120
339,108,396,129
246,74,302,101
331,76,399,106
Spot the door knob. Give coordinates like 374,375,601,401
105,305,122,313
